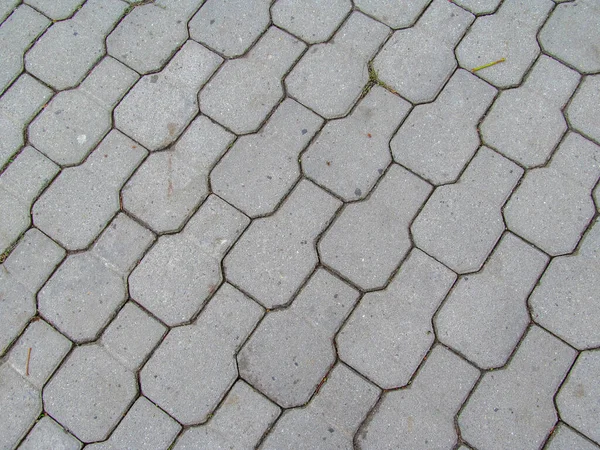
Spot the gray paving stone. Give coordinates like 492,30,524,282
355,0,431,28
530,218,600,349
567,75,600,144
557,351,600,444
39,213,154,342
272,0,351,43
7,319,71,390
32,130,146,250
130,195,249,325
174,381,280,450
0,5,49,94
0,0,18,22
504,132,600,256
86,397,181,450
435,233,548,369
546,423,600,450
224,180,341,309
357,345,479,450
0,229,64,355
0,364,42,449
412,147,523,274
452,0,501,14
200,26,304,134
25,0,127,90
19,416,82,450
540,0,600,74
338,249,456,389
100,302,166,372
286,12,388,118
319,164,432,290
459,326,576,450
0,146,59,254
43,344,138,443
456,0,554,88
481,56,580,168
302,85,411,200
189,0,270,57
262,363,380,450
392,69,496,185
238,269,358,407
141,284,263,425
212,99,323,217
25,0,84,20
115,40,221,151
107,1,198,74
123,116,233,233
29,56,139,166
0,72,52,167
373,0,473,104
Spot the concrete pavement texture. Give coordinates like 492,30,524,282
0,0,599,448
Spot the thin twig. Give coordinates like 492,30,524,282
25,347,32,376
472,58,506,72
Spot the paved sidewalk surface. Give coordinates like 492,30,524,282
1,0,599,448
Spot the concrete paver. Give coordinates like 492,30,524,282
0,0,598,448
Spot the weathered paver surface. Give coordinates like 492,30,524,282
0,1,598,448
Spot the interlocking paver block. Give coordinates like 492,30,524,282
141,284,263,425
530,218,600,349
123,115,233,233
452,0,501,14
29,56,139,166
456,0,553,88
43,344,138,443
0,0,18,22
189,0,269,57
212,99,323,217
357,345,479,450
130,195,249,325
482,56,580,167
115,40,222,151
355,0,431,28
557,350,600,445
504,132,600,256
320,164,432,290
19,416,82,450
436,233,548,369
303,85,411,201
39,213,154,342
262,363,380,449
392,69,496,185
459,326,576,450
373,0,473,104
272,0,351,43
0,364,42,449
238,269,358,407
25,0,127,90
0,146,59,254
338,249,456,389
0,73,52,168
412,147,523,273
33,130,146,250
108,0,203,74
0,5,49,94
7,319,71,390
25,0,84,20
174,381,280,450
200,26,304,134
86,397,182,450
286,12,388,118
100,302,166,371
540,0,600,73
567,75,600,144
546,423,600,450
0,228,64,355
225,179,341,308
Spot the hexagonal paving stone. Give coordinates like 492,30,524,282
452,0,501,15
355,0,431,28
567,75,600,144
19,416,82,450
545,423,600,450
24,0,84,20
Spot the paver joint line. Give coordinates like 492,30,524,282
0,0,599,448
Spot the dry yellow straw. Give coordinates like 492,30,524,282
472,58,506,72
